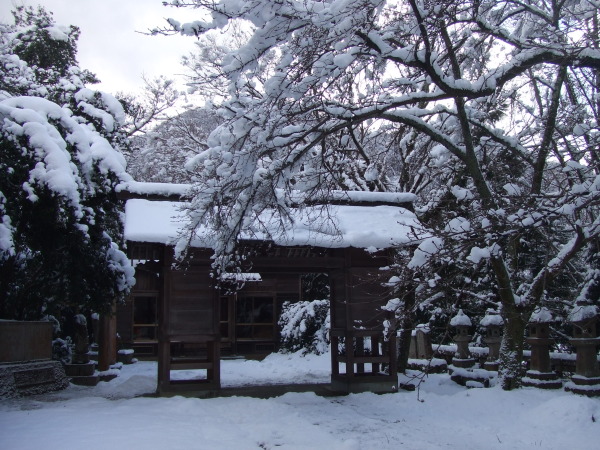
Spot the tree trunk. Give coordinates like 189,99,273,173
498,311,529,390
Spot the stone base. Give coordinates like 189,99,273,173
64,362,99,386
117,350,135,365
449,365,492,388
483,361,499,371
407,358,448,374
564,375,600,397
70,375,100,386
0,360,69,398
451,357,477,369
64,362,96,377
522,370,562,389
99,372,118,382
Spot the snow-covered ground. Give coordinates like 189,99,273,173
1,352,598,449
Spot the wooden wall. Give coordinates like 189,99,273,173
163,249,218,340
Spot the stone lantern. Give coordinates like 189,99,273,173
409,324,433,360
522,307,561,389
480,309,503,371
449,309,489,386
450,309,475,368
565,301,600,396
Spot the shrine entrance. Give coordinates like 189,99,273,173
123,242,398,396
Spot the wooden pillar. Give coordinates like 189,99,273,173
98,302,117,371
157,340,170,393
157,245,172,394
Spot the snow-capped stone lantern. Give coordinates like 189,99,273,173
480,309,503,371
450,309,475,368
449,309,490,387
565,301,600,396
522,307,561,389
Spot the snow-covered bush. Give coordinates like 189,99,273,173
0,6,134,320
52,336,72,364
278,299,330,355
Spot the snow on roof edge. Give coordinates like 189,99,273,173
116,181,192,198
124,199,428,251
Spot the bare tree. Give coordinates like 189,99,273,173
161,0,600,389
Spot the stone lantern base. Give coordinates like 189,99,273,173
483,360,499,371
451,356,476,369
522,370,562,389
448,365,492,387
564,375,600,397
63,361,99,386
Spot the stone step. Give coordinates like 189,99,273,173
69,375,99,386
64,362,96,377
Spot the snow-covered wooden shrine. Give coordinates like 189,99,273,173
118,182,423,395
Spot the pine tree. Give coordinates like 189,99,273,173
0,6,134,320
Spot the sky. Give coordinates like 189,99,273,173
0,0,202,96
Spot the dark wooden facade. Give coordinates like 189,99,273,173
119,241,398,395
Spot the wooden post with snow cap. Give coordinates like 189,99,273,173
565,301,600,396
522,307,561,389
480,309,503,371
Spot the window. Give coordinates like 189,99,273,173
133,295,158,341
220,296,231,340
235,296,275,340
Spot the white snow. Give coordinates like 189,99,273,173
408,237,443,269
0,193,14,256
445,217,471,234
333,53,355,69
480,311,504,327
124,199,425,250
450,309,472,327
219,272,262,282
0,96,131,210
568,304,598,323
1,351,598,450
450,185,474,201
530,307,554,323
503,183,522,196
327,190,417,204
467,246,491,264
117,349,135,355
46,25,70,42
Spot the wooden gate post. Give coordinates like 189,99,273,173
98,302,117,371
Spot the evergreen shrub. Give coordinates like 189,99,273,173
278,299,330,355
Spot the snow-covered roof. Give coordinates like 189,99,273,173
327,190,417,205
117,182,417,206
116,181,191,199
124,199,424,250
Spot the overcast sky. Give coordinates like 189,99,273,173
0,0,201,95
